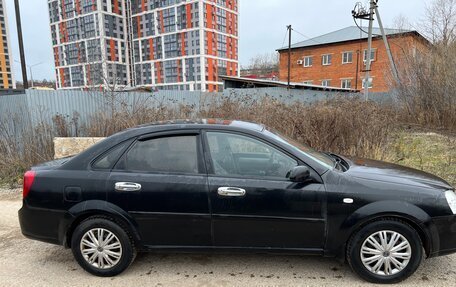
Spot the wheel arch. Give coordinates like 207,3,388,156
329,200,439,259
61,200,142,249
346,213,432,258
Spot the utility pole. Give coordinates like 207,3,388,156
363,0,375,100
29,66,33,88
352,0,401,100
375,4,400,86
15,61,42,88
287,25,292,89
14,0,28,89
29,62,43,88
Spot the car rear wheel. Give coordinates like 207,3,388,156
347,219,423,284
71,216,136,277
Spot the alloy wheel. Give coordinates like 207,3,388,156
360,230,412,276
80,228,123,269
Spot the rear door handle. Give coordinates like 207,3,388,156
217,187,246,197
115,182,142,192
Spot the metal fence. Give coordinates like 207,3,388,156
0,88,392,134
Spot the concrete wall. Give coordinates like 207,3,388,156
54,137,105,159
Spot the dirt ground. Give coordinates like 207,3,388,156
1,191,456,287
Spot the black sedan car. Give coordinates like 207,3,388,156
19,120,456,283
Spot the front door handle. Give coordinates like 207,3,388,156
217,187,246,197
115,182,142,192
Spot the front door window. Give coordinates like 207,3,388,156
206,132,298,179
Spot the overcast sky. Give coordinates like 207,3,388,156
5,0,432,81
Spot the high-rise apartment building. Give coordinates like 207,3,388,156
48,0,130,89
0,0,15,89
48,0,239,91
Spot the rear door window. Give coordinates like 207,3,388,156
121,135,199,174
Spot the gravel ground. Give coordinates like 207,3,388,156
1,190,456,287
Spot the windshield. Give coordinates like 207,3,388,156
264,129,334,169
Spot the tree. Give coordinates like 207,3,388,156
392,0,456,129
241,52,279,75
423,0,456,45
393,14,413,32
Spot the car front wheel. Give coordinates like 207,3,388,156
347,219,423,284
71,216,136,277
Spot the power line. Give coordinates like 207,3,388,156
291,28,323,45
353,16,382,37
281,27,289,49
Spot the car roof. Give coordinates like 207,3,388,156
61,118,330,175
133,119,266,132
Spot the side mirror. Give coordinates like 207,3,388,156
287,166,311,182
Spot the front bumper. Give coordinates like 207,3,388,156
18,202,67,246
430,215,456,257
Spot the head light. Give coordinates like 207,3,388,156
444,190,456,214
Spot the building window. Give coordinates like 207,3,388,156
342,51,353,64
362,77,373,89
322,54,332,66
304,56,312,67
321,80,331,87
341,79,352,89
303,80,313,85
363,49,376,63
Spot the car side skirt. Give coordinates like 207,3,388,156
141,245,324,256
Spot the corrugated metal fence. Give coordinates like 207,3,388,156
0,88,392,134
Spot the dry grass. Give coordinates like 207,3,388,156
0,94,453,188
385,131,456,186
199,96,395,159
0,114,54,186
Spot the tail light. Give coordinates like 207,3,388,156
23,171,36,199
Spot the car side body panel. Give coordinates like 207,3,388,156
64,199,143,247
18,121,456,263
322,170,449,258
107,171,211,247
19,169,109,246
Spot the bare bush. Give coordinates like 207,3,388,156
0,94,396,186
199,96,395,159
82,96,195,137
393,0,456,131
52,112,81,137
395,43,456,130
0,113,54,186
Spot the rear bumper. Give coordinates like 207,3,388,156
18,202,68,246
430,215,456,257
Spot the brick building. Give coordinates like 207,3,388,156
277,26,429,92
48,0,239,91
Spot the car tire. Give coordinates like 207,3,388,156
71,216,136,277
347,218,423,284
